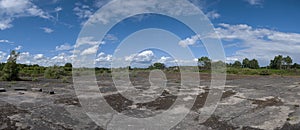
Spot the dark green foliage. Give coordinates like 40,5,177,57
242,58,250,68
270,55,293,69
198,56,211,70
44,65,66,79
64,63,72,68
249,59,259,69
242,58,259,69
232,61,242,68
1,50,20,81
149,63,166,70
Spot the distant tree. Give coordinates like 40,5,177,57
292,63,300,69
232,61,242,68
64,63,72,68
149,63,166,70
64,63,73,71
283,56,293,69
242,58,250,68
270,55,292,69
1,50,20,81
198,56,211,70
249,59,259,69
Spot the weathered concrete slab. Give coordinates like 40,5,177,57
13,87,27,91
31,88,42,92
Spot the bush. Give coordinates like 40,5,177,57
1,50,20,81
44,65,66,79
259,70,271,76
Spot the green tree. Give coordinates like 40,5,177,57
149,63,166,70
283,56,293,69
64,63,72,72
242,58,250,68
1,50,20,81
249,59,259,69
232,61,242,68
270,55,293,69
198,56,211,70
64,63,72,68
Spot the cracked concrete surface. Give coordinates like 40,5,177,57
1,74,300,129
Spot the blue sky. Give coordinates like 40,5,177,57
0,0,300,67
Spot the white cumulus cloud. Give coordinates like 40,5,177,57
55,43,73,51
125,50,154,63
178,35,201,47
215,23,300,65
41,27,54,33
0,0,51,30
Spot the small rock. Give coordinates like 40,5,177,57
0,88,6,92
49,91,55,95
13,87,27,91
31,88,42,92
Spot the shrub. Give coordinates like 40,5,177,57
44,65,66,79
259,70,271,76
1,50,20,81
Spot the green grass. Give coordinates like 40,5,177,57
226,67,300,76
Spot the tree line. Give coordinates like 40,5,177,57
1,50,300,81
198,55,299,70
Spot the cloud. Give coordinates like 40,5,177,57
94,0,109,8
55,43,73,51
75,37,106,56
125,50,154,63
0,0,51,30
206,11,220,19
54,7,62,12
0,19,13,30
34,54,44,60
178,35,201,47
88,0,200,25
14,45,22,50
0,39,13,44
215,23,300,65
73,3,93,20
76,37,104,47
41,27,54,33
95,52,112,62
80,45,99,55
16,52,75,66
245,0,263,6
94,52,112,67
156,56,173,64
0,51,6,61
104,34,119,42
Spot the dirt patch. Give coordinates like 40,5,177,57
199,115,238,129
54,97,81,107
104,90,177,112
191,92,209,111
276,122,300,130
221,90,237,99
252,97,284,109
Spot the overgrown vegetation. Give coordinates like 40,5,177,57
44,65,67,79
0,51,300,80
1,50,20,81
